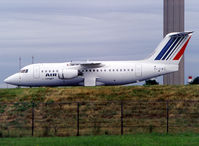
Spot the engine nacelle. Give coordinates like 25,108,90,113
58,69,78,79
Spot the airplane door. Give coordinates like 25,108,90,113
135,64,142,77
33,65,40,79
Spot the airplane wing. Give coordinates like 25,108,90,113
70,61,104,68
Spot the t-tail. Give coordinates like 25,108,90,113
147,31,193,65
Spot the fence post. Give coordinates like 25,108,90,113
121,101,123,135
166,100,169,134
32,102,35,136
77,102,80,136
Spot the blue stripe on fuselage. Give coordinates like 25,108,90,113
155,37,176,60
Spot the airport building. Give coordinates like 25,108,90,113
163,0,184,85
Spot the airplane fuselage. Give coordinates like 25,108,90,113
5,61,177,87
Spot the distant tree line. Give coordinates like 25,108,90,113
190,77,199,84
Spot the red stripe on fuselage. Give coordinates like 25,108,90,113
173,36,191,60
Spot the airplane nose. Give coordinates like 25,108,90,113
4,73,20,85
4,77,9,83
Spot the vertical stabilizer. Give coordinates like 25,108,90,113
148,32,193,64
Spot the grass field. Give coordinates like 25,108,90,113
1,86,199,137
1,134,199,146
0,85,199,102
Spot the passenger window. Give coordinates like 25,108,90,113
120,69,122,72
131,69,133,71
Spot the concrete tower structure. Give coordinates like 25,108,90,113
163,0,184,85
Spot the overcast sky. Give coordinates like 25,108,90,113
0,0,198,88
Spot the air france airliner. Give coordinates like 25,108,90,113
4,32,193,87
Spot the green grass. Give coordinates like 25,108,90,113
1,86,199,137
0,85,199,103
0,134,199,146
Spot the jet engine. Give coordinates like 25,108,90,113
58,69,79,79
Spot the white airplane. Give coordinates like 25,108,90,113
4,32,193,87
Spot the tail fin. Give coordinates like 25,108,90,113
148,31,193,64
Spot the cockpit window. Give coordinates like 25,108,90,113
20,69,28,73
